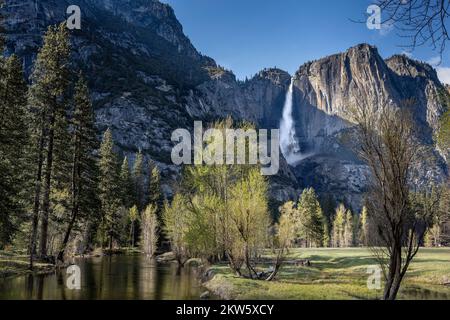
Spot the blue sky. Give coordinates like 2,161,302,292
161,0,450,83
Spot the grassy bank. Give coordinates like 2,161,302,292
205,248,450,300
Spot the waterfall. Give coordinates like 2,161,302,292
280,78,303,165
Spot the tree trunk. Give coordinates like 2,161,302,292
266,253,283,281
28,124,45,270
109,232,113,252
244,245,258,279
39,110,56,258
384,241,402,300
57,208,77,263
57,140,81,263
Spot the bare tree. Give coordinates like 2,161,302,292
353,101,435,300
375,0,450,55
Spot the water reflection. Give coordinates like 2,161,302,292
0,255,203,300
400,286,450,300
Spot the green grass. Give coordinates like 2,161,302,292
205,248,450,300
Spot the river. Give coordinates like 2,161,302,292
0,254,448,300
0,255,203,300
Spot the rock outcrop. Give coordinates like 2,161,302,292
289,44,447,208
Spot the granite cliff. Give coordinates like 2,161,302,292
3,0,448,210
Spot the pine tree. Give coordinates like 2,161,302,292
321,195,335,248
296,188,324,247
120,157,134,209
57,76,99,262
148,161,162,248
28,24,71,258
133,150,145,210
0,54,29,248
98,129,121,250
148,161,162,207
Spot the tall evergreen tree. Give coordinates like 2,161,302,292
133,151,145,210
148,161,162,207
98,129,121,250
120,157,134,209
0,55,29,248
296,188,324,247
57,76,99,262
28,24,71,258
320,195,335,247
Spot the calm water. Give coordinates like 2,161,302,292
400,286,450,300
0,255,203,300
0,255,448,300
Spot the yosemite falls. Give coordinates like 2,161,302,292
280,78,302,165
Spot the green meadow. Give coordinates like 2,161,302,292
205,248,450,300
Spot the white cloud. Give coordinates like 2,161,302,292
427,56,442,66
436,67,450,85
401,50,413,58
426,56,450,84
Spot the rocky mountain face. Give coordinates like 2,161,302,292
3,1,448,210
290,44,448,208
3,0,298,203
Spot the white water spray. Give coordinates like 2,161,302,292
280,78,304,165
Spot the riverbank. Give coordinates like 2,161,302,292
204,248,450,300
0,254,204,300
0,247,145,279
0,251,55,278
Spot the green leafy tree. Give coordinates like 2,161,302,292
343,209,354,247
332,204,346,248
184,194,221,262
228,168,270,279
359,206,370,247
266,201,296,281
167,118,271,277
163,194,191,266
141,204,159,257
128,205,138,248
181,118,259,265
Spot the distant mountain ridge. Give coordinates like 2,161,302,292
2,0,448,209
